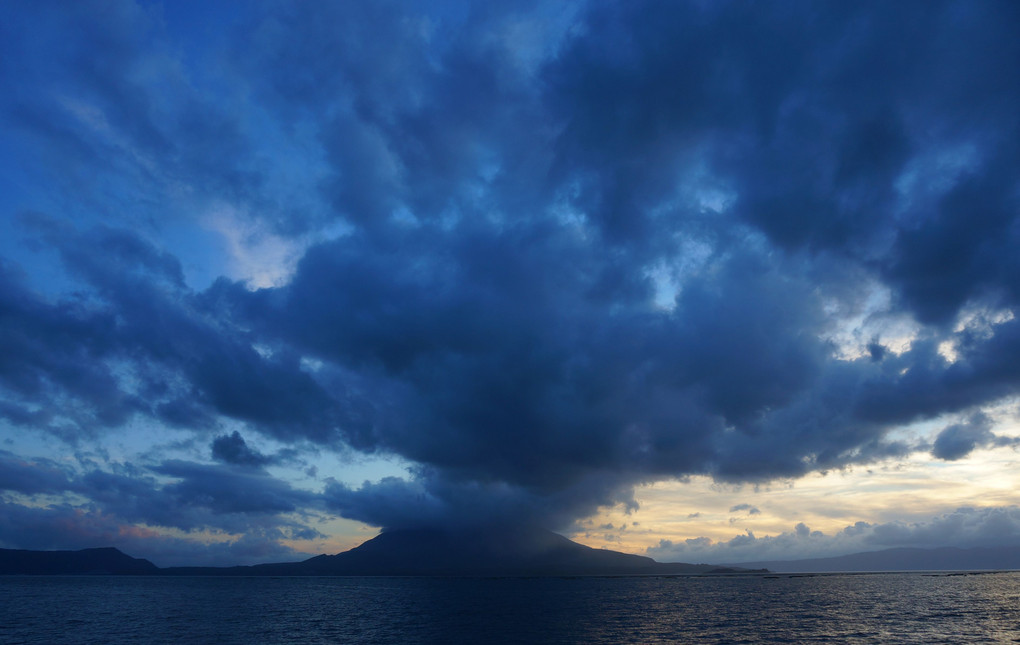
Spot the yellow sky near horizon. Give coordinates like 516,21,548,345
569,436,1020,557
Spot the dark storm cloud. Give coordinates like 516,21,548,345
152,460,317,516
323,468,638,532
0,0,285,243
886,153,1020,326
0,449,324,541
228,0,1018,529
0,500,307,567
0,451,75,495
211,431,273,467
931,414,1020,461
932,416,993,461
855,319,1020,427
1,219,358,444
1,0,1019,545
547,0,1020,324
0,256,143,436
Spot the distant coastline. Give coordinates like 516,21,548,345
0,527,762,576
732,545,1020,573
3,530,1019,576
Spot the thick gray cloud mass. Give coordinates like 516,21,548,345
211,432,273,467
931,414,1019,461
649,506,1020,563
1,0,1019,557
0,450,323,562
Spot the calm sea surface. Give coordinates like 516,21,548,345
1,572,1018,644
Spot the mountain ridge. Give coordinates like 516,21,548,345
733,545,1020,573
160,527,751,576
0,546,159,575
5,536,1020,576
0,527,750,576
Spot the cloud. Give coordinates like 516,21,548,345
0,500,306,567
648,506,1020,564
0,450,75,495
1,0,1019,556
207,0,1019,531
0,0,268,205
211,432,272,467
0,221,356,445
323,468,638,533
150,460,317,517
0,449,325,546
931,413,1019,461
729,504,761,515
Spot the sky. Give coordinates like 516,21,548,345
0,0,1019,567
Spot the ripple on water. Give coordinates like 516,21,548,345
0,572,1018,644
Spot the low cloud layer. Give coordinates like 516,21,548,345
649,506,1020,564
1,0,1019,562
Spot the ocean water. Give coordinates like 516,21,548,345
1,572,1018,644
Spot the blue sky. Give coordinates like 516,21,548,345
1,0,1019,567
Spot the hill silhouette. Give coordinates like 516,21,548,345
292,525,740,576
162,526,747,576
5,534,1019,576
735,545,1020,573
0,547,159,575
2,527,751,576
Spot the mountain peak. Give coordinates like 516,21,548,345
301,526,711,576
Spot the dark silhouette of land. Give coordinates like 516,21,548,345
735,545,1020,573
5,531,1019,576
0,527,753,576
0,546,159,575
280,525,744,576
163,526,754,576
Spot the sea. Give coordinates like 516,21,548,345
1,572,1018,644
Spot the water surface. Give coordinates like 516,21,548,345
2,572,1018,644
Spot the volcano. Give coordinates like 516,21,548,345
183,525,749,576
3,527,757,576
